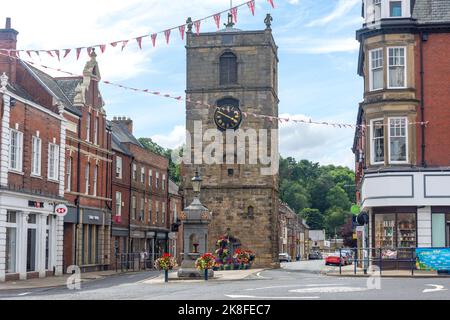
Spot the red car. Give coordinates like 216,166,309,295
325,252,346,266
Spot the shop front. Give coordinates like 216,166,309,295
0,192,64,282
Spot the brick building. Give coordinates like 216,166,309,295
278,202,309,261
0,19,66,281
353,0,450,265
110,118,170,265
182,16,279,267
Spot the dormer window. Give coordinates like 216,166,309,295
364,0,409,24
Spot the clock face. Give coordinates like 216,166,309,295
214,105,242,130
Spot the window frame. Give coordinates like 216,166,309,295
86,113,91,142
31,136,42,176
94,117,99,145
115,156,122,179
85,163,90,195
132,163,137,181
9,128,23,173
140,197,145,221
66,157,72,191
47,143,60,181
115,191,122,216
389,0,402,17
369,48,384,91
387,46,407,89
388,116,409,164
140,167,145,184
370,118,385,165
219,51,238,85
93,164,98,196
131,195,137,220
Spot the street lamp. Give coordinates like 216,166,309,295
192,170,202,196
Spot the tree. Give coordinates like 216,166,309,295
280,180,310,212
300,208,324,230
324,206,351,237
326,185,351,211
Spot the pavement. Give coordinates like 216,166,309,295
0,260,449,300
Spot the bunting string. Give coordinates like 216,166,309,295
2,0,269,61
0,51,428,130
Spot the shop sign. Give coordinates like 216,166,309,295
55,204,68,217
29,200,45,208
416,248,450,271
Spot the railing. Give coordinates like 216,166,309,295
115,252,163,272
337,247,417,276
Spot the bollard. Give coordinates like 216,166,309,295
205,269,208,281
164,269,169,283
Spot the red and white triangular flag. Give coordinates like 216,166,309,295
164,30,171,44
213,13,221,29
248,0,256,16
151,34,157,47
121,40,128,51
110,41,118,47
100,44,106,53
179,25,185,41
54,50,60,61
26,50,33,58
231,7,238,24
136,37,143,50
63,49,71,58
194,20,201,35
87,47,92,56
76,48,82,60
46,50,54,57
268,0,275,8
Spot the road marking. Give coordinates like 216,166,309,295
17,292,31,296
255,272,270,279
289,286,368,294
423,284,447,293
246,284,341,291
226,294,320,299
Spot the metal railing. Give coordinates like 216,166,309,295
114,252,163,272
337,247,417,276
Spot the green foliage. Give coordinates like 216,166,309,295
138,137,181,184
299,208,324,230
279,157,355,238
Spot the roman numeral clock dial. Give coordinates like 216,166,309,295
214,105,242,131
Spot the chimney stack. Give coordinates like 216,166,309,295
112,116,133,134
0,17,19,84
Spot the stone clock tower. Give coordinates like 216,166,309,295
182,15,279,267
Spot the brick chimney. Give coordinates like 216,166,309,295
0,18,19,84
112,116,133,134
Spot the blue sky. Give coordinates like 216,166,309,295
2,0,363,168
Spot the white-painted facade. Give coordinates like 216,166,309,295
364,0,412,25
0,74,65,282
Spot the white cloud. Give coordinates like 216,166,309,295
151,125,186,150
306,0,360,27
288,0,300,4
279,113,355,168
278,36,359,54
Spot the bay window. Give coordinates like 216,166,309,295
388,47,406,88
31,136,42,176
389,117,408,163
9,129,23,172
48,143,60,181
369,48,383,91
370,119,385,164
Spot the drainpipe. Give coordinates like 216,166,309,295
128,156,134,253
74,116,82,266
420,32,427,167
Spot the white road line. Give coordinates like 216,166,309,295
423,284,447,293
255,272,270,279
246,284,341,291
226,294,320,299
17,292,31,296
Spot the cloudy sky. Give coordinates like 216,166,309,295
2,0,363,169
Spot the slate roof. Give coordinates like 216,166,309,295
55,77,83,105
169,179,180,196
110,121,142,148
6,83,36,103
20,61,82,116
413,0,450,24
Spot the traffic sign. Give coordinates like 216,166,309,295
351,204,360,215
55,204,68,217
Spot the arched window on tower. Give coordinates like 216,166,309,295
220,52,237,85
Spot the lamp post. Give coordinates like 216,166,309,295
177,170,213,279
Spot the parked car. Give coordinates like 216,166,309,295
340,249,354,265
325,251,346,266
279,253,292,262
309,251,323,260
